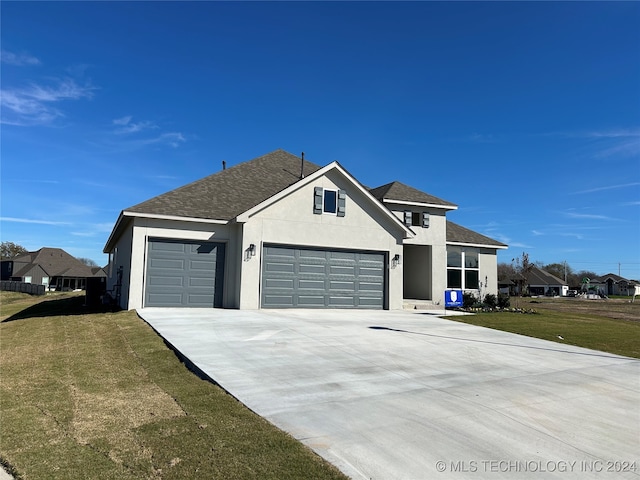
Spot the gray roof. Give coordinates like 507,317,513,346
10,248,99,278
127,149,321,221
446,221,508,248
369,181,457,208
526,266,567,286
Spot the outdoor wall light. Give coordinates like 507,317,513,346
392,254,401,267
249,244,256,257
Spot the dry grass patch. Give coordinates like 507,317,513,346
0,293,347,480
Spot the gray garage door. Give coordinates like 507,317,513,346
145,239,225,307
261,245,386,309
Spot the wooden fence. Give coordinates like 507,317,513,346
0,281,45,296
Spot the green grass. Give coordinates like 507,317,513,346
0,292,347,480
444,302,640,359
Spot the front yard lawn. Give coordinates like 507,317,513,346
0,292,346,480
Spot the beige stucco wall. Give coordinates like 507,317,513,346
478,248,499,297
387,205,448,305
238,169,406,309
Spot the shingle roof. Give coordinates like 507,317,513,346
526,266,567,286
127,149,322,221
446,221,508,248
369,181,457,208
10,248,97,278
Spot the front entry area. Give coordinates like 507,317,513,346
403,244,432,301
144,239,225,307
261,245,386,309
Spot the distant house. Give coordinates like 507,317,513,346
0,247,105,291
504,266,568,296
589,273,638,297
526,266,568,296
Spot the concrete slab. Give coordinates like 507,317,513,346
138,308,640,479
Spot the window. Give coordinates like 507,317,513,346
404,211,430,228
314,187,346,216
24,276,32,284
323,190,337,214
447,247,479,289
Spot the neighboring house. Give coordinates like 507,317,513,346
0,247,105,291
525,266,568,297
589,273,638,296
103,150,507,310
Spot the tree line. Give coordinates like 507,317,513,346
498,252,600,290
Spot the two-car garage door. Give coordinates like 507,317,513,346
261,245,386,309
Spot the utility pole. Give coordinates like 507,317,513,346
619,262,621,276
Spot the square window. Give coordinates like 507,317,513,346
323,190,337,214
411,212,421,226
447,270,462,288
465,270,479,289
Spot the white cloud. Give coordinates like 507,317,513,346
1,78,95,126
112,115,132,126
532,230,544,236
0,216,70,226
1,49,41,66
112,115,157,134
563,212,615,221
572,182,640,195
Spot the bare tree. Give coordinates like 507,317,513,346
77,257,98,267
0,242,28,259
512,252,534,296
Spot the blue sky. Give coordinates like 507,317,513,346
1,1,639,278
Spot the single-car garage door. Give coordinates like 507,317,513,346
261,245,386,309
145,239,225,307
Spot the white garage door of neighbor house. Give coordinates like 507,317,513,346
261,245,386,309
145,239,225,307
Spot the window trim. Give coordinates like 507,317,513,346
323,189,338,215
447,247,480,290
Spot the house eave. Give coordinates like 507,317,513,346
103,211,229,253
383,199,458,211
447,241,508,250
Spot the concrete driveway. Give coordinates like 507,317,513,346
137,308,639,479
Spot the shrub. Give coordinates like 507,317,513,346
483,294,497,309
463,292,477,309
497,293,510,309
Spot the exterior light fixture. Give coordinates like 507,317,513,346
249,244,256,257
392,254,401,267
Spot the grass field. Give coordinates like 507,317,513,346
445,296,640,358
0,292,347,480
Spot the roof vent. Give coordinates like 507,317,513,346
300,152,305,179
222,160,226,170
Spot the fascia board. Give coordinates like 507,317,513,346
235,161,415,238
384,199,458,211
103,211,228,253
447,241,509,250
123,211,228,224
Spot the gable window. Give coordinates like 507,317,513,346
447,247,479,290
323,190,337,214
404,211,430,228
314,187,346,217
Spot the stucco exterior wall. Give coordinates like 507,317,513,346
115,217,237,310
239,170,406,309
479,248,499,297
387,205,449,305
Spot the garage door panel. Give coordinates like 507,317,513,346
299,279,326,290
147,276,184,287
264,278,294,289
145,239,225,308
261,245,385,309
150,258,185,270
297,296,326,306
